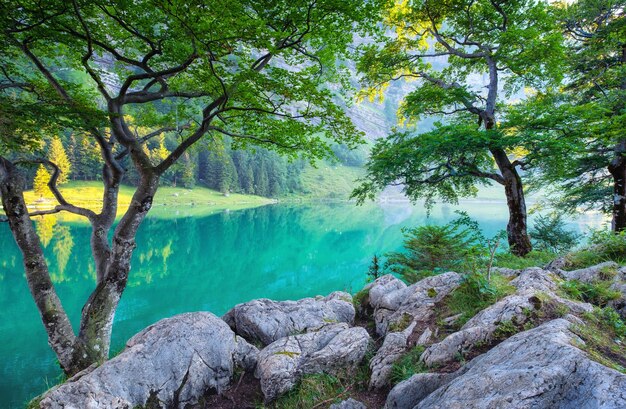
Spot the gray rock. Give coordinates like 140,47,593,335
223,291,355,346
255,324,370,402
384,372,461,409
557,261,620,283
369,321,417,389
421,268,593,367
374,272,461,336
39,312,258,409
330,398,367,409
408,318,626,408
368,274,407,310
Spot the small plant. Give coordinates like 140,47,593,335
493,320,519,340
272,373,345,409
389,346,427,384
565,230,626,269
529,213,580,253
388,313,413,333
367,254,382,282
559,279,621,307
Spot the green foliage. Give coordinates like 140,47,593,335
529,213,581,253
367,254,382,282
384,214,484,283
390,346,427,385
573,307,626,373
493,320,519,341
564,230,626,269
493,250,557,270
446,273,515,326
270,373,346,409
559,280,621,307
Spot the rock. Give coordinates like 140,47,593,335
255,324,370,402
384,372,460,409
329,398,367,409
421,268,593,367
367,274,407,310
374,272,462,336
398,318,626,408
490,267,520,278
223,291,355,346
39,312,258,409
369,321,417,389
557,261,621,283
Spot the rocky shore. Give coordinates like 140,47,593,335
34,262,626,408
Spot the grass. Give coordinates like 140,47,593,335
389,346,428,385
296,164,365,200
493,250,557,270
268,373,352,409
444,273,516,327
572,307,626,374
16,181,274,221
559,279,622,308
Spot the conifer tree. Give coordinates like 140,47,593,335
33,164,51,198
47,137,71,184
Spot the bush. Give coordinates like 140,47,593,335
384,213,484,283
529,213,580,253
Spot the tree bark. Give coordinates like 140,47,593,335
490,147,532,256
0,157,79,373
608,139,626,232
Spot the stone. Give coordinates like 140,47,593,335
393,318,626,409
373,272,462,336
223,291,355,346
255,324,370,402
369,321,417,389
384,372,461,409
39,312,258,409
329,398,367,409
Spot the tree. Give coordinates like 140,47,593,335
509,0,626,230
0,0,380,375
33,164,51,197
352,0,565,256
47,136,71,184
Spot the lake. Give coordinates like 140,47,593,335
0,201,603,407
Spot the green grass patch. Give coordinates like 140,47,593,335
559,280,622,308
296,164,365,200
269,373,348,409
493,250,556,270
572,307,626,373
445,273,516,327
389,346,428,385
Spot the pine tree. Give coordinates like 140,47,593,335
33,164,51,198
47,137,71,184
367,255,381,282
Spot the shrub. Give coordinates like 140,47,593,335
384,213,484,283
529,213,580,253
565,230,626,269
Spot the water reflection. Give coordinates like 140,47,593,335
0,202,605,407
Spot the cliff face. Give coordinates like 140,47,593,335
37,262,626,408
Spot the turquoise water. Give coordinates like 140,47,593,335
0,202,603,407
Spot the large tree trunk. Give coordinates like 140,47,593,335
608,140,626,232
0,158,79,373
490,148,533,256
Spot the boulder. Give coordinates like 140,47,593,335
390,318,626,409
556,261,621,283
223,291,355,346
373,272,462,336
39,312,258,409
384,372,461,409
421,268,593,367
369,321,418,389
329,398,367,409
255,323,370,402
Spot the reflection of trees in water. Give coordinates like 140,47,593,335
52,225,74,282
35,216,56,248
